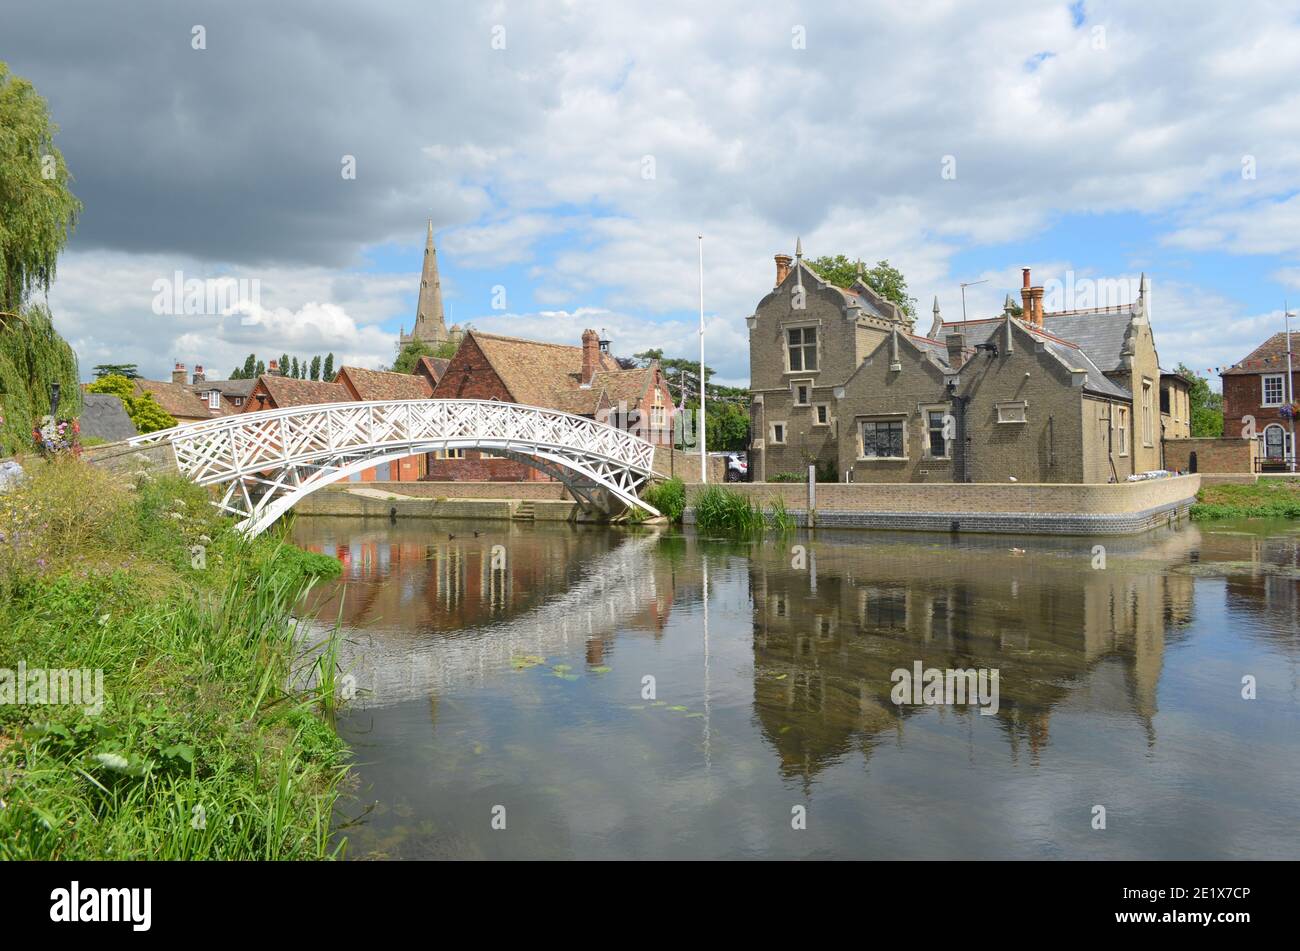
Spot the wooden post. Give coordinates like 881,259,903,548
807,464,816,529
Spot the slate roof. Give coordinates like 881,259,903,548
939,316,1131,399
199,378,256,398
1039,307,1137,372
1222,331,1299,375
336,365,432,401
79,392,138,442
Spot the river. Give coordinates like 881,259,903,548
291,516,1300,860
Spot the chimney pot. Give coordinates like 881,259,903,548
192,364,206,385
1031,286,1045,326
171,362,187,385
1022,267,1032,289
774,253,793,287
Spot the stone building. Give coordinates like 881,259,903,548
398,221,464,352
747,245,1188,483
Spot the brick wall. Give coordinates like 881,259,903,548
350,480,572,499
685,474,1200,516
1162,437,1257,473
1223,371,1300,439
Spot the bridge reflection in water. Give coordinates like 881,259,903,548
289,516,1300,859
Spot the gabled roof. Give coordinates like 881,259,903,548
940,317,1131,399
414,355,451,385
1222,331,1299,376
590,367,655,406
250,375,351,409
133,379,212,419
335,365,432,400
469,331,619,408
198,378,256,398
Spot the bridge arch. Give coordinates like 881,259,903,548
128,399,660,535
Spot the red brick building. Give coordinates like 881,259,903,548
1221,331,1298,469
241,369,428,482
425,328,675,482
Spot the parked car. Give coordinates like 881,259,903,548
725,452,748,482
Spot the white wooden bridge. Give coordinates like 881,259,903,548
128,399,659,535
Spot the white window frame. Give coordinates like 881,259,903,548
921,404,952,460
207,390,221,409
1141,379,1154,447
996,400,1027,424
769,421,787,445
1262,373,1285,407
784,324,819,374
858,416,907,461
1117,407,1129,456
813,403,830,427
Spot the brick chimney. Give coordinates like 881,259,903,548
171,362,187,385
774,253,793,287
581,328,600,385
268,359,279,376
1020,268,1033,323
192,364,205,385
945,331,966,371
1030,286,1045,327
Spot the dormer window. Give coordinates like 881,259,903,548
207,391,221,409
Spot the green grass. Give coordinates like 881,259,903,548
693,485,796,537
0,457,347,859
1191,478,1300,520
642,477,686,522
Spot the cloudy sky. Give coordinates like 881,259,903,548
7,0,1300,386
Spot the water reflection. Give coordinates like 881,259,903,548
291,517,1300,859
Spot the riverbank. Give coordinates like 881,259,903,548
1192,477,1300,520
0,457,346,860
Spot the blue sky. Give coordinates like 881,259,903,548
5,0,1298,387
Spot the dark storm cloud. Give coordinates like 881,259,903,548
3,0,554,266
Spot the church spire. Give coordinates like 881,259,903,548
402,219,448,349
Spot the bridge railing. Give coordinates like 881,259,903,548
129,399,657,483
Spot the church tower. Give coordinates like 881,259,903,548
399,220,460,350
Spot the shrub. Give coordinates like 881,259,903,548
642,477,685,522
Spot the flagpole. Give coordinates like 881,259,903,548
699,234,707,484
1287,301,1295,472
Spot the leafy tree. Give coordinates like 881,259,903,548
278,353,289,376
93,363,139,379
1175,362,1225,437
289,356,299,378
309,355,321,380
255,359,265,377
391,340,443,374
0,63,82,314
705,400,750,452
323,352,334,381
805,255,916,319
0,304,80,453
86,373,176,434
241,353,256,378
